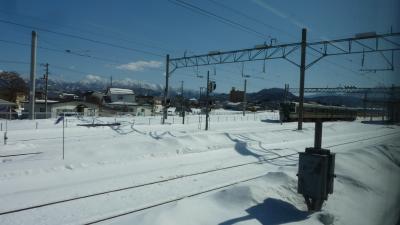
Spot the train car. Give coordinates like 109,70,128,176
279,102,357,122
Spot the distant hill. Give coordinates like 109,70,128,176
248,88,297,103
28,76,370,108
306,95,364,107
31,76,165,97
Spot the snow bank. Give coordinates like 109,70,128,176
0,114,399,225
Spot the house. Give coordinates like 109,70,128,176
136,105,153,116
188,98,199,108
51,101,99,118
229,87,244,103
106,88,136,103
103,88,137,112
101,88,153,116
153,97,163,114
22,100,99,119
167,107,176,115
59,93,80,101
21,99,59,119
136,95,154,105
0,98,16,119
224,101,243,111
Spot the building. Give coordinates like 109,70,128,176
135,105,153,116
59,93,80,101
229,87,244,103
387,100,400,123
0,98,16,119
102,88,153,116
106,88,135,103
153,97,163,114
136,95,154,105
103,88,137,112
50,101,99,118
22,100,99,119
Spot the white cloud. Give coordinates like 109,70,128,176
85,74,106,82
116,60,162,72
79,74,107,85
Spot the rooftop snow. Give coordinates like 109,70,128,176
108,88,134,95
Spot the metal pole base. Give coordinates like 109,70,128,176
304,196,324,211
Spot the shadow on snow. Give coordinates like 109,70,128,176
219,198,309,225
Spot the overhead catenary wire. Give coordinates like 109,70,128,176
199,1,389,85
169,0,269,40
0,18,164,57
0,14,391,89
0,39,125,65
206,0,297,41
0,9,181,55
0,58,210,90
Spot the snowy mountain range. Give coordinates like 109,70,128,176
30,75,367,107
33,75,165,96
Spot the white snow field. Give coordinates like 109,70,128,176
0,111,399,225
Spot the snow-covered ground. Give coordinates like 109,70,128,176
0,111,399,225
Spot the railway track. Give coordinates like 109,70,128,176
0,131,398,224
0,152,42,158
83,131,400,224
4,122,295,144
0,152,298,216
83,174,268,225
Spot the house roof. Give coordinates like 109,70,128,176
21,100,59,104
35,99,59,104
108,88,134,95
0,98,16,106
107,102,138,106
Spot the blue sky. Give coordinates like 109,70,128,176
0,0,399,93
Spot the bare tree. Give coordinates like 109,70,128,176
0,71,28,102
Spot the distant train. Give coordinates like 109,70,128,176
279,102,358,122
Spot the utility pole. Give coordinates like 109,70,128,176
363,92,367,119
199,87,202,100
298,28,307,130
243,79,247,116
284,84,289,102
162,54,170,124
43,63,49,119
181,81,185,124
205,71,210,130
29,30,37,120
389,84,395,122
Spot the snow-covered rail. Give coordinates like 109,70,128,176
1,131,398,224
83,173,269,225
0,152,298,217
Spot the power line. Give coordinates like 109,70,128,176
0,9,181,55
0,29,325,87
0,18,164,57
320,57,382,84
169,0,269,40
0,39,125,65
0,59,29,65
0,59,167,85
206,0,297,40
